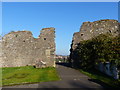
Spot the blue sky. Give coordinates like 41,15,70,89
2,2,118,55
2,0,120,2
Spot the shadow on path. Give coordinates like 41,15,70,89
56,62,71,67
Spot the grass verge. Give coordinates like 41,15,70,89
79,68,120,88
1,66,60,86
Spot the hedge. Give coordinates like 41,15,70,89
72,34,120,69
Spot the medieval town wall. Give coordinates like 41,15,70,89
70,19,120,51
70,19,120,79
0,27,55,67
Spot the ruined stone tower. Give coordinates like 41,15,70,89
0,27,56,67
70,19,120,52
70,19,120,65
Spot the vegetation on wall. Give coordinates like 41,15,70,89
72,34,120,69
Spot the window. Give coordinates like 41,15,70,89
81,34,83,36
44,38,46,40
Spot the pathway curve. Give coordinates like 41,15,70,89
3,64,109,88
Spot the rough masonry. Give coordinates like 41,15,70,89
0,27,56,67
70,19,120,53
69,19,120,79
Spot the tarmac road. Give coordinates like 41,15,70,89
2,63,110,89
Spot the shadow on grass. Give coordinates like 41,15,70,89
88,79,110,88
80,68,120,88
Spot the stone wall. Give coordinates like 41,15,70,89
70,19,120,78
0,27,56,67
70,19,120,55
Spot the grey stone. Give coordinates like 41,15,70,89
0,27,56,68
70,19,120,59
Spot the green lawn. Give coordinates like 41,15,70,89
79,69,120,88
1,66,60,86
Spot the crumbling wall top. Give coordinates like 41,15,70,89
1,27,56,67
71,19,120,52
41,27,55,31
83,19,118,24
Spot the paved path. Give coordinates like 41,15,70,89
3,64,109,88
